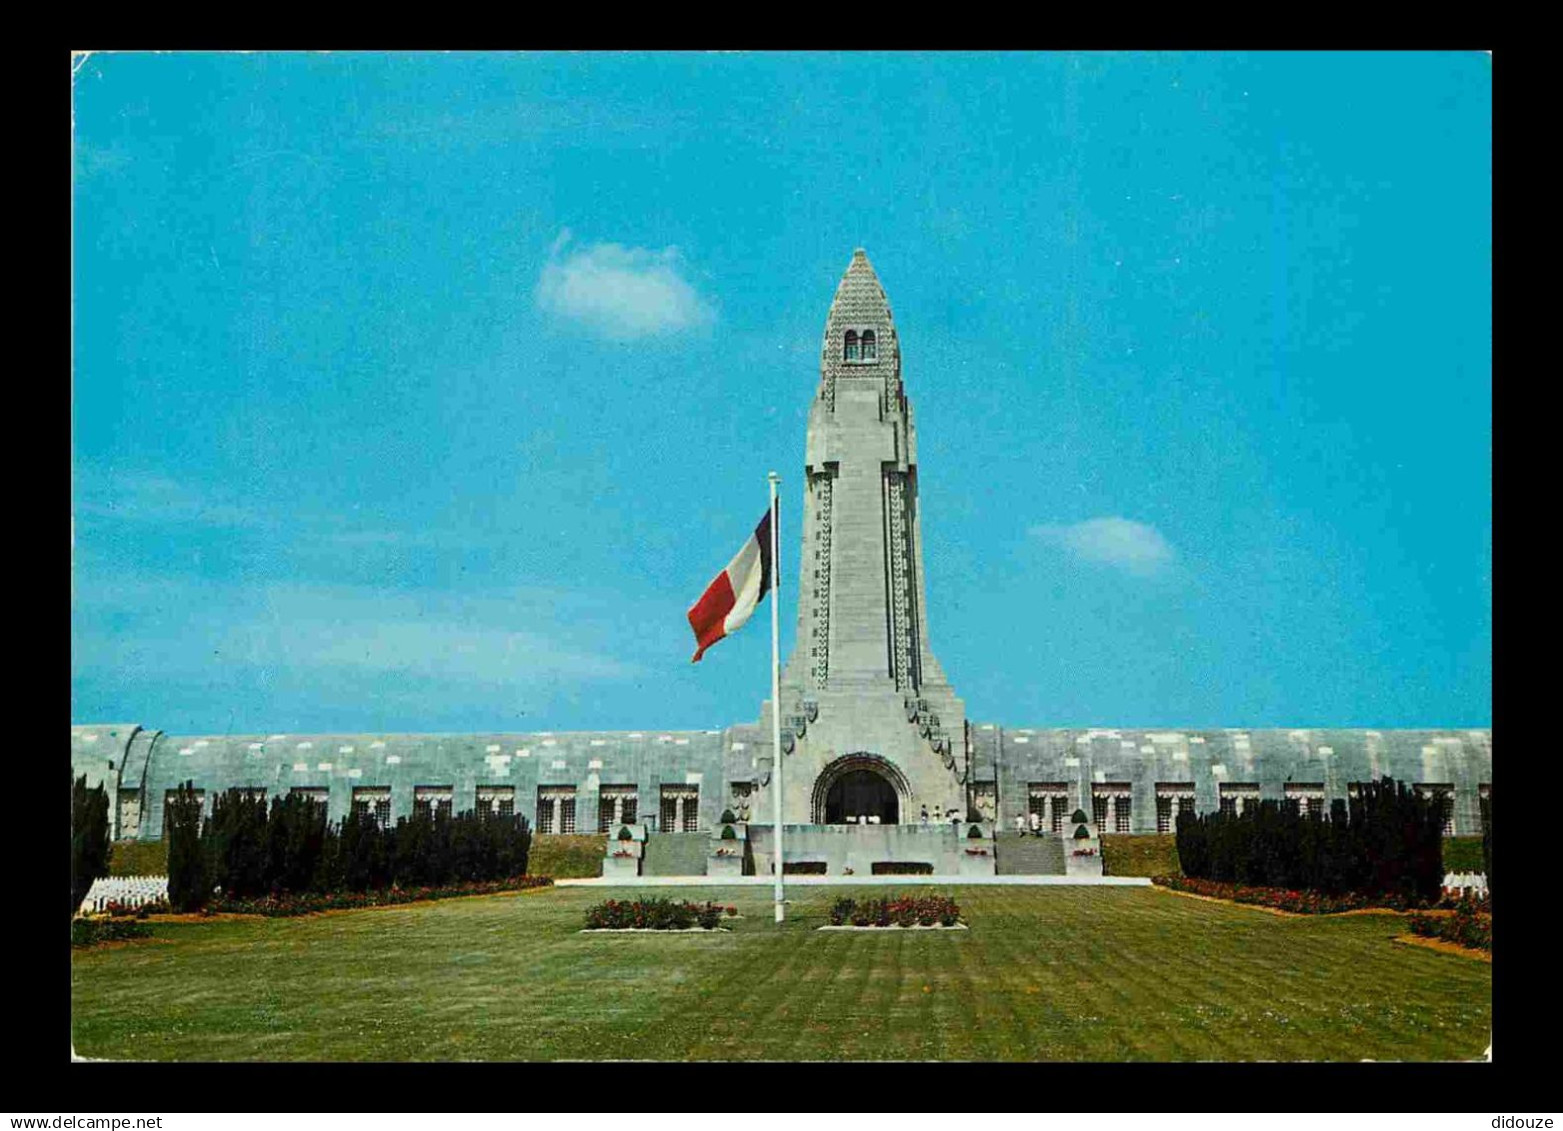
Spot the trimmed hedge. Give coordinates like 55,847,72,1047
207,875,553,917
157,782,534,912
1443,836,1484,874
1101,834,1181,878
531,834,609,878
783,861,827,875
72,918,153,947
109,840,169,877
871,861,934,875
1175,776,1444,902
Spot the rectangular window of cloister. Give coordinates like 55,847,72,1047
289,787,328,812
413,785,454,821
1415,784,1457,837
1029,783,1068,833
536,787,576,835
1155,783,1196,834
661,784,700,833
1093,783,1132,833
598,785,639,832
476,786,515,821
1218,782,1260,817
351,787,392,830
1284,782,1327,819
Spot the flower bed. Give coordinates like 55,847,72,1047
202,875,553,917
1438,889,1491,913
1071,848,1098,858
828,894,961,928
583,898,729,931
102,898,170,919
1151,875,1432,915
72,918,154,947
1410,895,1492,951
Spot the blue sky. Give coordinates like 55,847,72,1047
71,51,1491,734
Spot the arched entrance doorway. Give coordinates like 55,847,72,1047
825,770,899,825
811,754,910,825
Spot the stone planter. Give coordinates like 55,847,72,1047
706,853,744,877
602,852,642,878
958,850,996,877
1065,844,1103,877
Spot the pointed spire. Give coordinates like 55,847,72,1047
828,247,893,327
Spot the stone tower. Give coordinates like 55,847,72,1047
757,249,968,825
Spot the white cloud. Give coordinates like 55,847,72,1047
535,232,713,340
1031,517,1175,578
72,571,644,698
73,470,264,530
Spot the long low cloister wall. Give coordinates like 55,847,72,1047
70,723,1491,842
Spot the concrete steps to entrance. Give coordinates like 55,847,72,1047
641,832,711,877
994,831,1066,876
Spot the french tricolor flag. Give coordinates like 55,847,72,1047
687,505,776,662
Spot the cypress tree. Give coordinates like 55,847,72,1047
165,781,210,912
1481,789,1492,903
70,773,111,917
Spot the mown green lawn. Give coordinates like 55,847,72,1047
70,885,1490,1061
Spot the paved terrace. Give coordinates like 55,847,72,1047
555,874,1152,887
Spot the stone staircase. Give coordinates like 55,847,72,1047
994,831,1066,876
641,832,712,877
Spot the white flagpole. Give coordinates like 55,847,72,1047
769,470,784,924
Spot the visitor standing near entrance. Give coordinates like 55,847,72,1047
1014,813,1026,836
1029,810,1041,836
921,806,929,825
